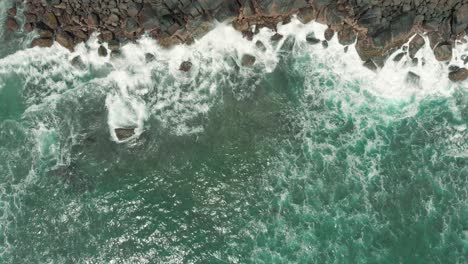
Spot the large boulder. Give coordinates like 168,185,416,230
179,61,192,72
408,34,425,58
453,4,468,34
55,31,75,51
31,38,54,48
241,54,256,67
448,68,468,82
433,42,452,61
5,17,19,31
115,128,135,141
42,12,58,30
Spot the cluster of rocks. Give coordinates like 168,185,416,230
3,0,468,81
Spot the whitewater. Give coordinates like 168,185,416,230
0,6,467,263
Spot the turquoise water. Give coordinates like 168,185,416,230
0,12,467,264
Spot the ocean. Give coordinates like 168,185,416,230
0,4,467,263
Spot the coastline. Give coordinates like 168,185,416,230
3,0,468,81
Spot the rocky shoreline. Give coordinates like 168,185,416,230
3,0,468,82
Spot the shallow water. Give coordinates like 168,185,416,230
0,14,467,263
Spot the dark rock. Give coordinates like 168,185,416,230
433,42,452,61
7,7,17,17
448,68,468,82
55,31,75,51
115,128,135,141
98,45,108,57
145,53,155,63
306,33,320,44
241,54,256,67
270,33,283,41
43,12,59,30
179,61,192,72
108,40,120,51
393,52,406,62
337,25,356,45
71,56,85,70
408,34,425,58
297,7,316,24
363,60,378,72
406,71,421,86
31,38,54,48
324,28,334,41
85,13,99,27
110,50,123,59
322,40,328,48
255,40,266,51
5,17,19,31
453,4,468,34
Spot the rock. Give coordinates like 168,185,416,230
306,33,320,44
145,53,155,63
393,52,406,62
108,40,120,51
7,7,17,17
179,61,192,72
71,56,85,70
363,60,378,72
408,34,425,58
322,40,328,48
98,45,108,57
255,40,266,51
115,128,135,141
31,38,54,48
433,42,452,61
85,13,99,27
297,7,316,24
270,33,283,41
448,68,468,82
453,4,468,34
324,28,334,41
55,31,75,51
43,12,59,30
337,25,356,45
241,54,256,67
406,71,421,86
5,17,19,31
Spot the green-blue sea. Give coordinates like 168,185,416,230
0,4,467,263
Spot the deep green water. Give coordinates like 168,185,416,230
0,10,467,264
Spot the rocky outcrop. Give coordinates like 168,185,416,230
4,1,468,81
115,128,136,141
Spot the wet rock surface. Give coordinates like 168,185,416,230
6,1,468,82
115,128,136,141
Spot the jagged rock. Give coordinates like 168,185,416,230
406,71,421,86
433,42,452,61
306,33,320,44
98,45,108,57
179,61,192,72
31,38,54,48
448,68,468,82
43,12,59,30
271,33,283,41
71,56,85,70
363,60,378,72
115,128,135,140
337,25,356,45
5,17,19,31
393,52,406,62
55,31,75,51
324,28,334,41
409,34,425,58
241,54,256,67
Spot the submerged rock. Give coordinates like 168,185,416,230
406,71,421,86
241,54,256,67
306,33,320,44
71,56,85,70
448,68,468,82
5,17,19,31
145,53,156,63
256,40,267,51
115,128,135,141
270,33,283,42
98,45,108,57
179,61,193,72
